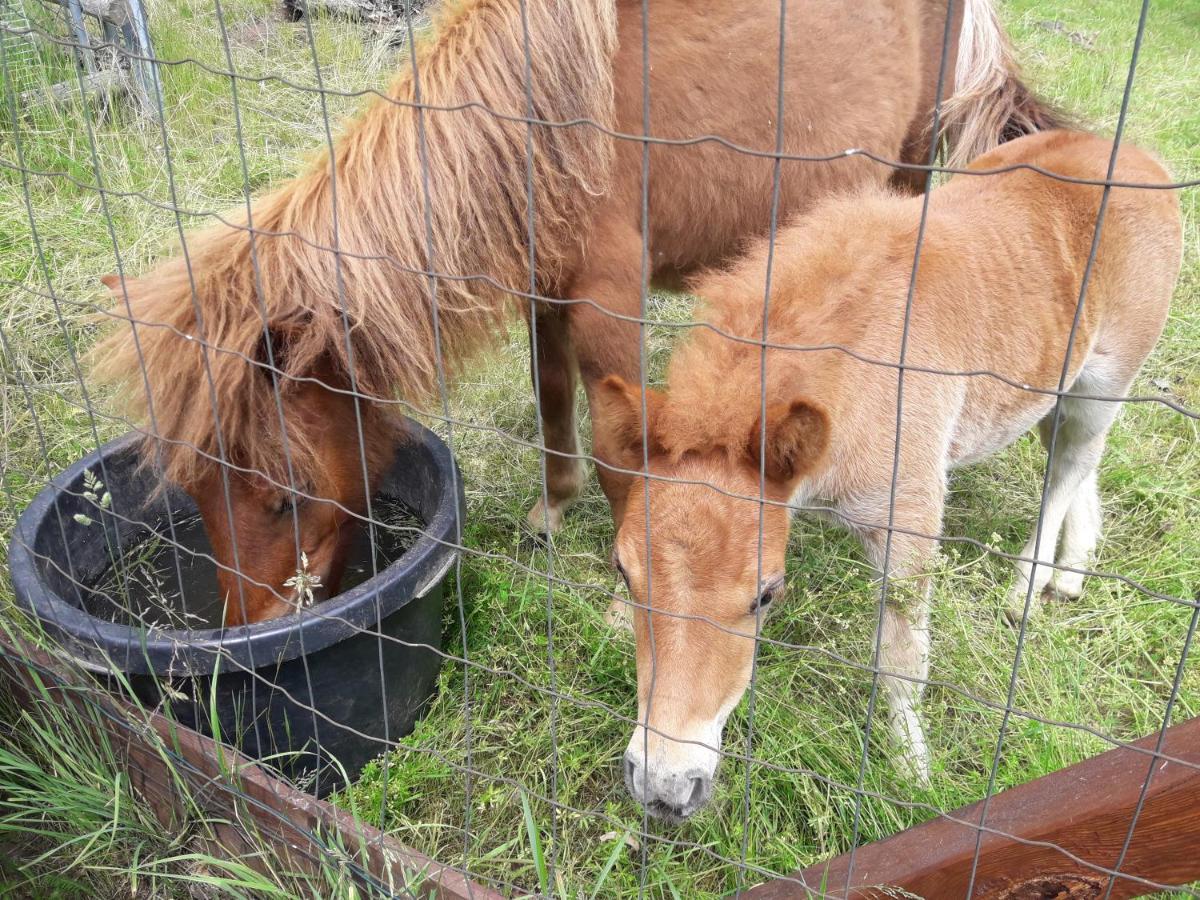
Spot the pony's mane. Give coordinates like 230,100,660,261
93,0,618,489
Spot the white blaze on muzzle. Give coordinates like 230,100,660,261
623,693,741,822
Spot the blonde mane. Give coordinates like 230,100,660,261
93,0,618,489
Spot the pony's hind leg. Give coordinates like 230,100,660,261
526,305,587,536
1007,366,1126,624
1051,468,1101,599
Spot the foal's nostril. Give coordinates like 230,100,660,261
624,756,638,793
688,776,705,807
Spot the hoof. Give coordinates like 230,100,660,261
1050,569,1085,599
1003,604,1036,630
526,498,565,536
1004,588,1051,629
1004,571,1054,628
899,755,932,789
892,740,932,788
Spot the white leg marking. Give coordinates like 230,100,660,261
526,457,587,536
527,496,566,535
1007,460,1091,621
1008,367,1124,626
1051,469,1100,599
881,602,932,786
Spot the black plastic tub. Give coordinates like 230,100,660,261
8,422,463,796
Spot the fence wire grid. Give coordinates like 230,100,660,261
0,0,1197,896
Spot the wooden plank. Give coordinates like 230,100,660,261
20,70,127,107
0,629,504,900
745,716,1200,899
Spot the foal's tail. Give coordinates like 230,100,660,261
939,0,1070,169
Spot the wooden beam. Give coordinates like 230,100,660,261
744,716,1200,899
20,70,127,107
0,629,503,900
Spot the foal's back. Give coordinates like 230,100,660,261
831,130,1181,386
926,129,1180,368
672,131,1181,477
912,131,1182,462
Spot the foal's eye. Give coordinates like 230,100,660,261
751,577,785,614
274,494,298,516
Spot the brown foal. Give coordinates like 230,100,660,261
599,131,1182,820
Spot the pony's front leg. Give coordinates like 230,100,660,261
565,226,646,531
879,593,932,786
855,491,942,786
525,305,587,536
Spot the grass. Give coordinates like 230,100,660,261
1,0,1197,896
0,620,380,898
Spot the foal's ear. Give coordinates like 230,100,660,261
749,399,830,485
100,273,122,292
594,375,666,465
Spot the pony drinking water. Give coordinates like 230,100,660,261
93,0,1061,624
598,130,1182,821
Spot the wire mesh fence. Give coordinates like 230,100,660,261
0,0,1197,896
0,0,33,61
0,0,162,117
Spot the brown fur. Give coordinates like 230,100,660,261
750,400,831,485
91,0,1059,624
608,131,1182,820
196,371,399,625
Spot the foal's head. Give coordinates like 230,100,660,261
597,376,829,821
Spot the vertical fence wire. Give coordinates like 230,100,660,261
735,0,790,894
209,0,306,810
123,0,275,760
1103,596,1200,898
843,0,959,890
636,0,656,896
514,0,562,889
396,0,478,885
294,0,384,806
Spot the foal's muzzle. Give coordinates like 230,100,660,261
624,750,714,822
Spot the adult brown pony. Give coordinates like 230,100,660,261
94,0,1062,625
598,130,1182,820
